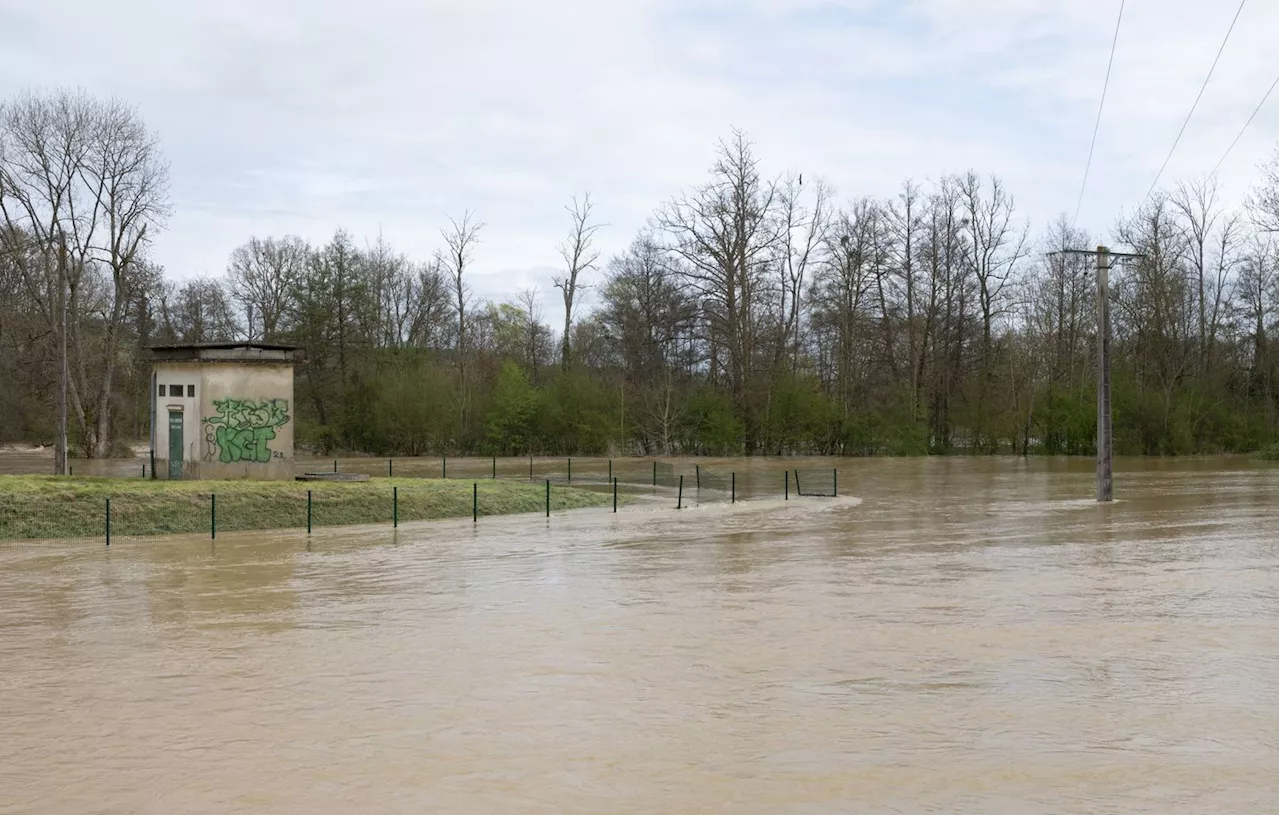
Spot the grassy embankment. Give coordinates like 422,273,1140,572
0,475,613,541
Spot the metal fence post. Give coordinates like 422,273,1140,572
677,475,683,509
696,464,700,489
492,457,496,479
473,483,478,523
142,464,146,478
149,448,155,480
545,479,550,517
833,468,838,498
529,456,533,480
105,497,110,547
731,472,735,504
613,477,618,513
652,460,657,486
794,469,801,495
393,486,398,528
442,456,447,479
211,493,216,540
568,457,572,483
307,490,312,534
608,459,612,482
389,458,393,477
333,459,337,473
785,470,789,500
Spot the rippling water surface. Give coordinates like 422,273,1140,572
1,457,1276,814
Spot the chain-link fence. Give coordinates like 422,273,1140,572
793,468,838,497
2,459,845,542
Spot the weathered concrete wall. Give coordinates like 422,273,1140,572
152,360,294,480
196,362,294,480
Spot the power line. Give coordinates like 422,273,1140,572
1140,0,1248,205
1210,77,1277,176
1073,0,1126,229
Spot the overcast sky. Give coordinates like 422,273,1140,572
1,0,1276,313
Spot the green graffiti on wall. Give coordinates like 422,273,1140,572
203,398,291,463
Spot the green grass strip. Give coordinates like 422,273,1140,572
0,476,612,541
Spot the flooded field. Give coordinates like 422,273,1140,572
0,456,1275,813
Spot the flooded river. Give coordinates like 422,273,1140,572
1,457,1276,813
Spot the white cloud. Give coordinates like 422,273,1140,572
0,0,1274,302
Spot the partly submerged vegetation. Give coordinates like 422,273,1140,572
0,475,611,541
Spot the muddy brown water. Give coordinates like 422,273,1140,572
1,457,1276,813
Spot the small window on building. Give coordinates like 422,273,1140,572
170,384,184,397
187,384,195,397
158,384,165,396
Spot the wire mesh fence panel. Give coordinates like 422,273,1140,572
529,458,570,482
308,480,606,527
307,484,384,528
492,457,532,480
566,458,611,483
328,458,376,477
439,457,496,481
350,458,402,478
215,489,309,535
393,483,475,524
696,468,734,493
0,493,121,541
654,462,682,488
1,460,729,544
609,459,658,486
116,491,212,538
381,458,449,479
0,489,224,542
793,468,838,497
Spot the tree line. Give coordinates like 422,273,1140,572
2,89,1276,458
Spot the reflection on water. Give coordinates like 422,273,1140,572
0,457,1276,814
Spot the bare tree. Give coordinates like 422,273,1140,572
600,231,698,453
517,286,549,380
814,198,880,426
408,259,451,348
1246,146,1278,236
436,211,484,440
553,193,602,370
437,211,483,354
0,89,169,457
1170,177,1241,369
957,171,1028,450
157,276,240,342
919,179,971,445
957,171,1028,355
1234,233,1278,402
775,173,831,373
227,235,307,340
882,180,922,394
385,256,449,349
1114,196,1194,438
657,129,780,452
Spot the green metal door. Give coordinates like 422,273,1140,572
168,411,184,479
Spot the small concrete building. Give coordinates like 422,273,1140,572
149,342,298,480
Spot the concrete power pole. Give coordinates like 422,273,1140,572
56,232,69,477
1094,246,1113,502
1051,245,1141,502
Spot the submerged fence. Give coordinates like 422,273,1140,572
794,468,839,497
1,457,845,544
313,456,839,514
1,480,619,545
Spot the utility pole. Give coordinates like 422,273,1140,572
56,232,69,477
1052,245,1142,502
1094,246,1113,502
